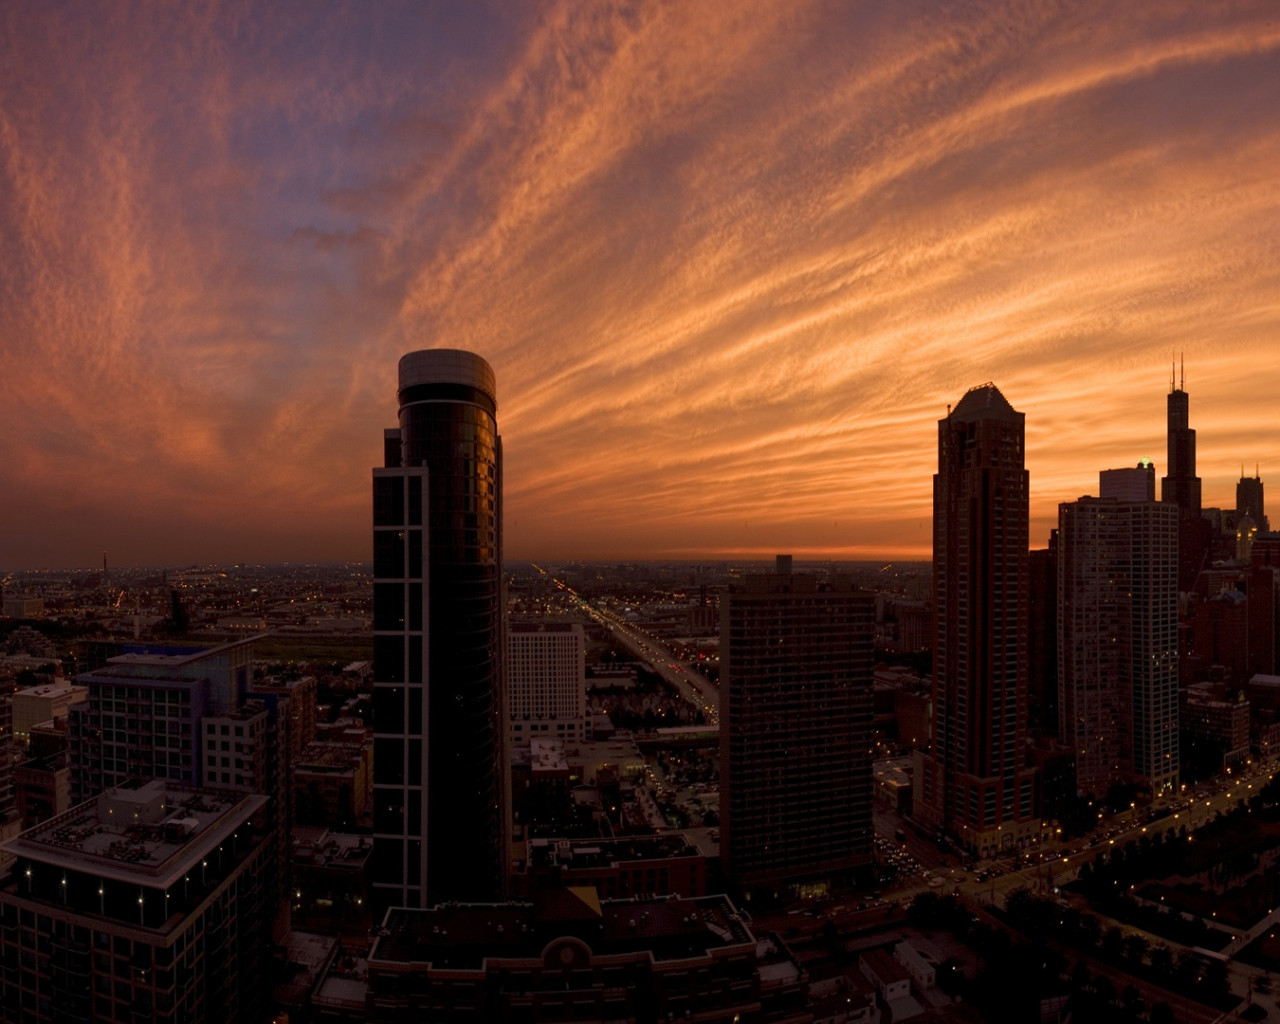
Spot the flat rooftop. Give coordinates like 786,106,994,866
526,834,700,870
371,892,753,970
2,778,266,889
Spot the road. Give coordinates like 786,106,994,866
533,564,720,721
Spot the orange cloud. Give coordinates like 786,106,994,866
2,1,1279,567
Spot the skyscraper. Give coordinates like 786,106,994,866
1058,490,1179,799
1161,369,1201,516
720,557,873,895
916,384,1039,857
1238,469,1268,532
372,349,504,911
1161,365,1210,589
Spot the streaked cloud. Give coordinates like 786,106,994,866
1,0,1278,567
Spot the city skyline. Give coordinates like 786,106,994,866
4,3,1280,569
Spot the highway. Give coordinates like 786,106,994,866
533,565,720,722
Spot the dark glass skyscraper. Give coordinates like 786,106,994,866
1238,470,1267,532
1161,378,1201,516
372,349,504,911
1161,369,1210,589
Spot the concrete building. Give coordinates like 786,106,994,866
13,679,87,745
720,557,874,895
0,779,276,1023
508,622,588,750
68,638,258,804
290,827,373,938
916,384,1039,855
372,349,505,911
1182,682,1250,773
1057,491,1179,798
1100,457,1157,503
293,740,372,828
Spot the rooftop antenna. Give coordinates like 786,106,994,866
1170,356,1176,391
1179,352,1185,391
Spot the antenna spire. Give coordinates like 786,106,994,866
1180,352,1185,390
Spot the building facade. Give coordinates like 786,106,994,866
0,780,276,1023
372,349,504,912
720,559,873,895
916,383,1039,855
508,623,587,750
1058,493,1179,799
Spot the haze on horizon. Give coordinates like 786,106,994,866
3,1,1279,571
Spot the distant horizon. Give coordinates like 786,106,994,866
3,553,937,575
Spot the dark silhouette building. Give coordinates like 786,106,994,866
719,557,873,896
1238,468,1268,532
372,349,504,912
1161,365,1211,589
1057,489,1178,800
916,384,1039,856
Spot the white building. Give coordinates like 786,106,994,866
508,622,587,749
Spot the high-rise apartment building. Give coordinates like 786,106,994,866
67,638,292,939
916,384,1039,856
507,623,587,750
372,349,504,912
1058,491,1179,799
68,638,258,804
720,558,873,895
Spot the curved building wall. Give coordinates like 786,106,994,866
373,349,503,911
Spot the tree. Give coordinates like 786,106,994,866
1149,1001,1175,1024
1076,912,1102,949
1100,926,1125,961
1203,958,1231,1002
1122,933,1149,966
1148,944,1174,978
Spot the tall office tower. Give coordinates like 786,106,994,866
1161,366,1210,589
720,557,873,896
1161,365,1200,516
1058,486,1179,799
915,384,1039,857
1101,457,1156,503
508,623,587,750
1238,469,1268,532
372,349,504,912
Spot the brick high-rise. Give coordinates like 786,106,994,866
916,383,1039,857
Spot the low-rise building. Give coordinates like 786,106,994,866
515,833,708,899
359,890,807,1023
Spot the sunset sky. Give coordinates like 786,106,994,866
3,1,1279,570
